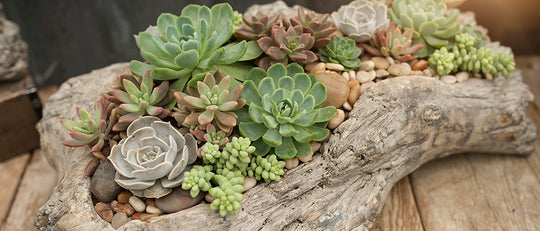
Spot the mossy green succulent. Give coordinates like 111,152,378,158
319,36,361,70
182,165,215,197
201,137,255,173
428,47,455,75
247,154,286,183
209,169,245,216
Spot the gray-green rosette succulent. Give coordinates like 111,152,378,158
319,36,362,70
108,116,198,198
247,154,286,183
209,169,245,217
181,165,215,197
331,0,389,43
389,0,460,58
130,3,262,92
239,63,337,159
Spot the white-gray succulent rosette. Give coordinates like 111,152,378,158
108,116,197,198
331,0,389,43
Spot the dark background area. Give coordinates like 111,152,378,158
1,0,539,86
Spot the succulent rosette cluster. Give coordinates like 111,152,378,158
361,22,424,62
331,0,389,43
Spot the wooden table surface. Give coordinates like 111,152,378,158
1,57,539,231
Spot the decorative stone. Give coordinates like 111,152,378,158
386,57,395,65
145,205,163,215
371,57,389,69
145,199,155,207
423,67,436,77
325,63,344,71
155,188,204,213
128,196,146,213
205,193,215,203
342,71,349,81
456,72,469,83
94,202,114,223
305,62,325,73
328,109,345,129
112,202,135,217
117,191,132,204
111,212,129,229
473,72,482,78
388,63,412,76
139,213,158,222
348,70,356,81
243,177,257,192
441,75,457,84
343,101,352,111
412,60,428,70
410,70,424,76
312,142,322,153
84,157,100,177
348,79,361,105
368,70,376,80
375,69,389,78
131,212,143,220
356,71,371,83
90,159,122,203
360,81,375,93
486,73,494,80
360,61,375,71
314,72,350,108
285,157,299,169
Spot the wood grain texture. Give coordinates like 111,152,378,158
0,153,30,227
1,150,57,231
370,176,423,231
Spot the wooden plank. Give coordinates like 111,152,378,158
1,150,57,231
0,153,31,226
370,176,424,231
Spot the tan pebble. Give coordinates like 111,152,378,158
348,70,356,81
386,56,395,65
368,70,376,80
146,205,163,215
304,62,320,72
205,193,215,203
117,191,133,204
361,56,372,62
409,59,419,68
84,157,100,177
326,63,345,71
328,109,345,129
112,202,135,217
311,142,322,153
310,62,326,73
285,157,299,169
423,67,436,76
360,61,375,71
356,71,371,83
140,213,158,222
409,70,424,76
95,202,114,222
348,79,361,105
342,71,349,81
455,72,469,82
129,196,146,213
92,151,106,160
441,75,457,84
360,81,375,93
371,57,390,69
145,199,155,207
412,59,428,70
485,73,494,80
110,200,118,208
343,101,352,111
314,72,349,108
199,200,206,205
298,151,314,162
243,177,257,192
111,212,129,229
388,63,411,76
132,212,144,220
375,69,389,78
472,72,482,78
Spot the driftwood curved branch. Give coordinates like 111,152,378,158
35,63,535,231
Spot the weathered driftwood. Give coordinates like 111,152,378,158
35,62,536,230
0,6,28,82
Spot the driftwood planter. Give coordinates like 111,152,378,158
35,60,536,230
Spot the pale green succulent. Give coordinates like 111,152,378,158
130,3,262,92
247,154,286,183
182,165,215,198
461,24,489,48
201,137,255,173
209,169,245,217
428,47,455,75
389,0,460,57
331,0,389,43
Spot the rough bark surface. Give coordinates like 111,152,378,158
34,62,536,230
0,6,28,82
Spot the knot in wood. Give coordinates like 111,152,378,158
422,105,442,124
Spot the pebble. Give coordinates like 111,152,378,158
423,67,436,77
84,157,100,177
243,177,257,192
371,57,390,69
348,70,356,81
348,79,361,105
117,191,133,204
360,61,375,71
90,159,123,203
305,62,325,73
360,81,375,93
112,202,135,216
342,71,349,81
94,202,114,222
111,212,129,229
92,151,106,160
155,188,204,213
132,212,144,220
298,151,314,162
145,199,155,207
312,142,322,153
485,73,494,80
456,72,469,82
129,196,146,213
146,205,163,215
313,72,350,108
285,157,299,169
412,59,428,70
205,194,215,203
409,70,424,76
473,72,482,78
356,71,371,83
328,109,345,129
386,56,395,65
375,69,389,78
368,70,376,80
325,63,345,71
139,213,158,222
388,63,411,76
441,75,457,84
343,101,352,111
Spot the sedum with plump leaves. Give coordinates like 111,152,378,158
130,3,261,92
361,21,424,62
331,0,389,43
247,154,286,183
239,63,337,159
319,36,362,70
201,137,255,173
182,165,215,197
389,0,460,58
208,169,245,217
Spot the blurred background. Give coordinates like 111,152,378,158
2,0,539,86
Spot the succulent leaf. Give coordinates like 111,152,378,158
247,154,286,182
361,21,424,62
331,0,389,43
319,36,362,70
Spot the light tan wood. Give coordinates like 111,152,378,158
370,176,424,231
1,150,57,231
0,153,30,227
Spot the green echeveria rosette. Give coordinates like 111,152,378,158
209,169,245,217
247,154,286,183
319,36,362,70
389,0,460,58
239,63,337,159
61,97,109,152
182,165,215,198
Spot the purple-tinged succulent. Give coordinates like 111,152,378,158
282,7,337,48
235,11,280,41
361,22,424,62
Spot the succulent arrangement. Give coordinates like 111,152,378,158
60,1,518,223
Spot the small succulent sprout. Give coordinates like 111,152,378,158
282,7,337,49
361,22,424,62
130,3,262,92
108,116,198,198
182,165,215,198
232,11,244,33
235,11,280,40
191,124,230,147
209,170,245,217
239,63,337,159
220,137,255,171
257,25,318,70
174,70,246,133
428,47,456,75
247,154,286,183
61,97,110,152
461,24,489,49
201,142,222,165
331,0,389,43
388,0,460,58
319,36,362,70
